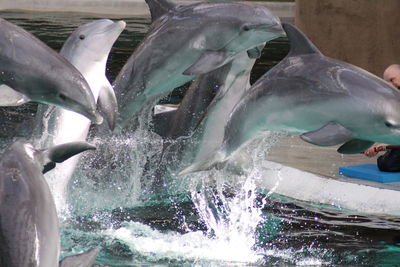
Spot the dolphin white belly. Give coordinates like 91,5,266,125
35,19,125,213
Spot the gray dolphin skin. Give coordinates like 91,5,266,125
0,140,96,266
59,247,100,267
0,17,103,124
179,23,400,175
189,45,265,163
152,46,264,186
159,46,264,170
113,0,284,130
58,19,125,130
35,19,125,213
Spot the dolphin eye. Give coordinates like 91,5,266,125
58,93,67,101
79,34,86,40
242,25,250,31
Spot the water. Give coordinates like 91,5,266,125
1,10,400,266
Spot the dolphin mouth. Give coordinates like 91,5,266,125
78,107,104,125
91,20,126,37
103,20,126,34
246,23,285,37
89,110,104,125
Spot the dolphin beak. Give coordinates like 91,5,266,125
103,20,126,35
81,108,103,125
91,110,104,125
269,23,286,37
117,20,126,29
247,23,286,37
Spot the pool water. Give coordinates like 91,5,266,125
1,10,400,266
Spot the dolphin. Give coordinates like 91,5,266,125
0,17,102,124
0,140,97,266
113,0,284,130
179,23,400,175
157,46,265,169
188,45,265,162
150,46,265,187
56,19,125,130
59,247,100,267
35,19,125,211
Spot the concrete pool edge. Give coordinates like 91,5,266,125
0,1,295,17
257,160,400,217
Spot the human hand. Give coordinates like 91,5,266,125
364,147,379,157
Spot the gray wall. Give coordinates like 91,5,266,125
0,0,150,16
295,0,400,76
0,0,294,18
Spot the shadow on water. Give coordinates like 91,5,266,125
1,10,400,267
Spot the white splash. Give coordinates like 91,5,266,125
104,221,261,265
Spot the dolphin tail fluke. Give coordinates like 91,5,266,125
59,247,100,267
98,82,118,131
43,142,96,173
178,150,227,176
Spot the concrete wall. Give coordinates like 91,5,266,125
295,0,400,76
0,0,150,16
0,0,294,18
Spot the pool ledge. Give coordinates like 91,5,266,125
257,160,400,217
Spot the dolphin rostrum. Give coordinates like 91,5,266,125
35,19,125,212
0,140,97,266
113,0,284,130
179,23,400,175
0,17,102,124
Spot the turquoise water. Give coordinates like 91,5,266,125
1,10,400,266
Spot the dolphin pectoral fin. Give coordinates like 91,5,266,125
145,0,176,21
59,247,100,267
98,82,118,130
0,84,31,106
43,142,96,173
337,139,375,154
246,45,263,59
300,122,353,146
183,51,230,75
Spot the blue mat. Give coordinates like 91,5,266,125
339,164,400,183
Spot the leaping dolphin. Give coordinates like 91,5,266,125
35,19,125,212
179,23,400,175
113,0,284,130
0,17,102,124
0,140,97,266
156,45,265,176
150,46,265,188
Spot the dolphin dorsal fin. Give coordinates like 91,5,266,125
145,0,176,22
59,247,100,267
282,23,322,57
